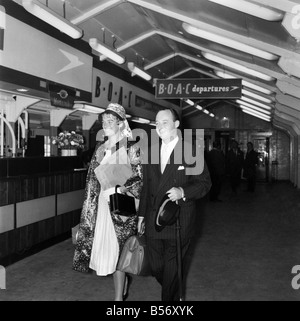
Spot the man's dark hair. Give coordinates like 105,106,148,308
159,108,180,123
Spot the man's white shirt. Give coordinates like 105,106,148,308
160,136,179,173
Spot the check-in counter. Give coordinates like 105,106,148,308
0,156,87,266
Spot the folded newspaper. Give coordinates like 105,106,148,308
94,146,133,190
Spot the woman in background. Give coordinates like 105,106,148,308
73,103,143,301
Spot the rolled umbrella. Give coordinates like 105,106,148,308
175,215,184,301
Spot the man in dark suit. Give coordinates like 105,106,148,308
243,142,259,192
226,140,244,194
138,108,211,301
207,141,226,202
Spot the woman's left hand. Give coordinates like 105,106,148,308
118,186,128,193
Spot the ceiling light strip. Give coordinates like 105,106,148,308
128,63,152,81
22,0,83,39
236,99,272,111
208,0,284,21
242,89,273,104
89,38,125,65
215,71,274,95
183,23,277,60
242,110,271,122
238,104,271,115
240,96,273,110
203,52,275,81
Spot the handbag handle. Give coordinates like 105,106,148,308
115,185,121,194
115,185,135,198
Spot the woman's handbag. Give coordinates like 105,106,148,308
117,235,152,276
109,185,136,217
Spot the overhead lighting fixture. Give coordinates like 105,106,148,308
203,52,275,81
208,0,284,22
73,102,105,114
89,38,125,65
215,71,274,95
238,103,271,115
17,88,29,93
240,97,273,110
183,23,277,61
130,117,151,124
22,0,83,39
209,113,215,118
242,89,273,104
203,110,210,115
127,62,152,81
149,121,157,127
242,109,271,122
195,105,203,111
236,99,271,111
185,99,195,106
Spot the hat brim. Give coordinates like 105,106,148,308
155,195,180,232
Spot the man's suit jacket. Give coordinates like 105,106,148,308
139,139,211,240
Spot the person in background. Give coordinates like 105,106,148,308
73,103,143,301
207,141,226,202
226,140,244,194
138,108,211,301
243,142,259,192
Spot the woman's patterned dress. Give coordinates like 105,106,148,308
73,138,143,273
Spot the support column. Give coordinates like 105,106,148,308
82,114,98,150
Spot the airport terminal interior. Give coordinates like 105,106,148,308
1,0,300,301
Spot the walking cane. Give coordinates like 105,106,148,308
175,214,184,301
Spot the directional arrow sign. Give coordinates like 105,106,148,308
155,78,242,99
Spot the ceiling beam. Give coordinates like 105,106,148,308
71,0,123,25
126,0,300,60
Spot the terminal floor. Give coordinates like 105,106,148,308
1,179,300,301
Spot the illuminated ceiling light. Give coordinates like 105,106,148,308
89,38,125,65
17,88,29,92
203,52,275,81
240,96,273,110
130,117,150,124
126,114,132,119
203,110,210,114
208,0,284,22
242,110,271,122
195,105,203,111
127,62,152,81
215,71,274,95
183,23,277,61
236,99,270,111
242,89,273,104
238,103,271,115
185,99,195,106
73,102,105,114
236,99,272,111
242,82,273,95
149,121,156,127
22,0,83,39
209,113,215,117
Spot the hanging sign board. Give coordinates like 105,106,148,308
155,78,242,99
49,83,76,109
